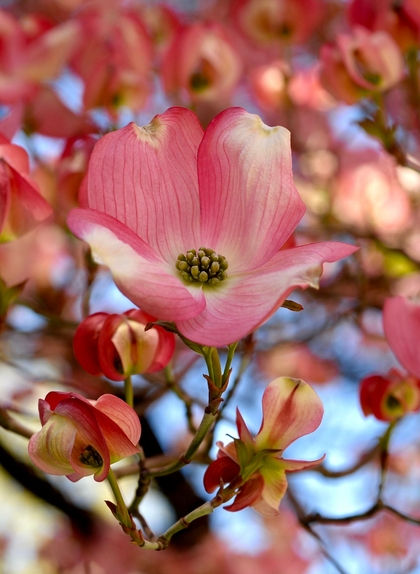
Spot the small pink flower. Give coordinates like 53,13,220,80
231,0,325,46
360,371,420,422
28,392,141,482
0,134,52,242
70,6,153,116
67,107,356,347
161,22,242,105
204,377,324,516
0,10,79,105
73,309,175,381
383,296,420,380
320,27,404,104
360,296,420,421
347,0,420,51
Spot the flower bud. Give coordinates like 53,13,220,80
73,309,175,381
28,391,141,482
359,370,420,422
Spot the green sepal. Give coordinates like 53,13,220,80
240,448,281,482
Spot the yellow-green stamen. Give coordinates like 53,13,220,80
79,445,103,467
176,247,228,285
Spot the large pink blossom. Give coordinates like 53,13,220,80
68,107,356,347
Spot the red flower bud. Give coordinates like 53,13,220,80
73,310,175,381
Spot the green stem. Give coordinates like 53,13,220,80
377,419,398,497
222,342,238,385
158,487,236,545
124,375,133,408
107,467,132,528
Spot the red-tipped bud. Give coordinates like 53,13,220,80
73,309,175,381
28,391,141,482
359,370,420,422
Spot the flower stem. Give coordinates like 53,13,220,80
107,467,132,528
124,375,133,408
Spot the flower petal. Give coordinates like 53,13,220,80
236,408,255,447
255,377,324,451
73,312,108,376
225,474,264,512
52,396,111,480
199,107,305,271
383,296,420,378
258,458,288,516
203,455,240,493
125,309,175,373
93,394,141,448
68,208,206,321
81,107,203,262
28,414,77,476
176,241,357,346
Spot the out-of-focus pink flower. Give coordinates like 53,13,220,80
320,27,404,104
288,64,335,111
161,22,242,105
383,296,420,379
0,134,52,242
73,309,175,381
360,296,420,421
360,370,420,421
68,107,357,347
332,148,413,237
248,60,289,112
138,4,182,57
28,391,141,482
231,0,325,46
70,6,152,116
347,0,420,51
0,10,79,105
23,85,94,139
258,342,339,384
204,377,324,516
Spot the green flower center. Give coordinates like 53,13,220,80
79,445,103,467
176,247,228,285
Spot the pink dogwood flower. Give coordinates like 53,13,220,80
203,377,324,516
67,107,357,347
73,309,175,381
360,296,420,421
0,133,52,242
28,391,141,482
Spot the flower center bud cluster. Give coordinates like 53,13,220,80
176,247,228,285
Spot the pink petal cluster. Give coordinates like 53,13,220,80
73,309,175,381
360,296,420,421
0,134,52,242
347,0,420,51
204,377,324,516
69,5,153,116
161,22,242,106
0,10,79,105
28,392,141,482
231,0,325,46
68,107,356,347
320,27,404,104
